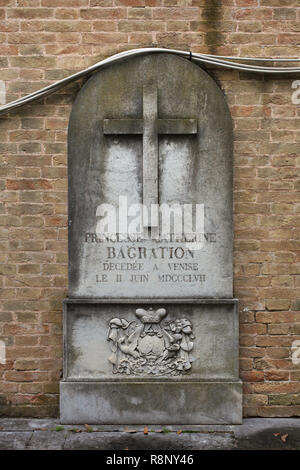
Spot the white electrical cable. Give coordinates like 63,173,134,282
1,47,300,115
198,53,300,62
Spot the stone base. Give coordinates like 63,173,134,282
60,380,243,425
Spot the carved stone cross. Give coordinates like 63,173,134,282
103,86,197,227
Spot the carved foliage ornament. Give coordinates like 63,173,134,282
107,308,195,376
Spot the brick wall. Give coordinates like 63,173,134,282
0,0,300,417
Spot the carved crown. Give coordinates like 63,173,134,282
135,308,167,324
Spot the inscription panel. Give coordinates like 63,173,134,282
68,54,233,298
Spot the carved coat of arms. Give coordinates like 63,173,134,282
107,308,195,376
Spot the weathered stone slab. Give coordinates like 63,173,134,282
0,431,32,450
2,419,300,450
63,299,239,381
27,430,67,450
64,430,236,450
60,381,242,425
63,52,240,425
0,418,57,431
68,53,233,299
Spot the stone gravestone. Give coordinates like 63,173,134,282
60,53,242,424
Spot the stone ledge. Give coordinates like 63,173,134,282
1,418,300,450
